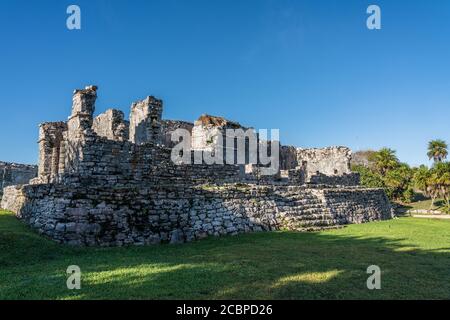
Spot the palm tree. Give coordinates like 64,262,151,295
369,148,399,175
433,162,450,210
421,162,450,211
413,165,430,194
426,173,440,210
427,139,448,163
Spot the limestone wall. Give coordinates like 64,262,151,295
92,109,129,141
308,172,360,186
322,188,392,224
2,183,392,246
57,132,241,185
1,185,26,212
280,146,354,185
280,146,299,170
129,96,163,145
297,147,352,176
350,150,375,168
0,162,37,199
37,122,67,182
191,115,250,161
161,120,194,147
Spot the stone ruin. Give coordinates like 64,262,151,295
1,86,393,246
0,162,37,199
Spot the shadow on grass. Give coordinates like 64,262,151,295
393,203,412,217
432,199,447,210
1,212,450,299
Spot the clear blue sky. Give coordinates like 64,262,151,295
0,0,449,166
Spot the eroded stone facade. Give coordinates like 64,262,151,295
129,96,163,145
280,146,359,186
1,85,393,246
93,109,129,142
0,162,37,199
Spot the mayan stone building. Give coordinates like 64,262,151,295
1,86,393,246
0,162,37,199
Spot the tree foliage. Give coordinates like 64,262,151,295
353,142,450,209
384,163,415,202
368,147,399,175
427,139,448,163
352,149,415,203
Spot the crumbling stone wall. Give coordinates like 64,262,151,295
191,114,245,160
287,168,306,185
57,134,241,185
161,120,194,147
1,85,393,246
297,147,352,176
308,172,360,186
191,115,274,173
37,122,67,183
2,183,392,246
280,146,299,170
93,109,129,141
280,146,354,184
0,162,37,199
321,188,391,224
129,96,163,145
350,150,375,168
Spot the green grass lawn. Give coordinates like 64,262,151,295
1,209,450,300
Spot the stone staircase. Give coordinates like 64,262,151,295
277,191,344,231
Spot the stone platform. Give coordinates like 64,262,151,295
2,182,392,246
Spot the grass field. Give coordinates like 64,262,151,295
1,209,450,300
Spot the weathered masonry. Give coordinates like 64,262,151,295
0,162,37,199
1,86,393,246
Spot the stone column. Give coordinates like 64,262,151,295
129,96,163,145
37,122,68,182
67,85,97,136
38,127,52,179
50,146,60,181
58,131,67,175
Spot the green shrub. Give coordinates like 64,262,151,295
352,165,384,188
401,187,415,204
352,161,416,203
